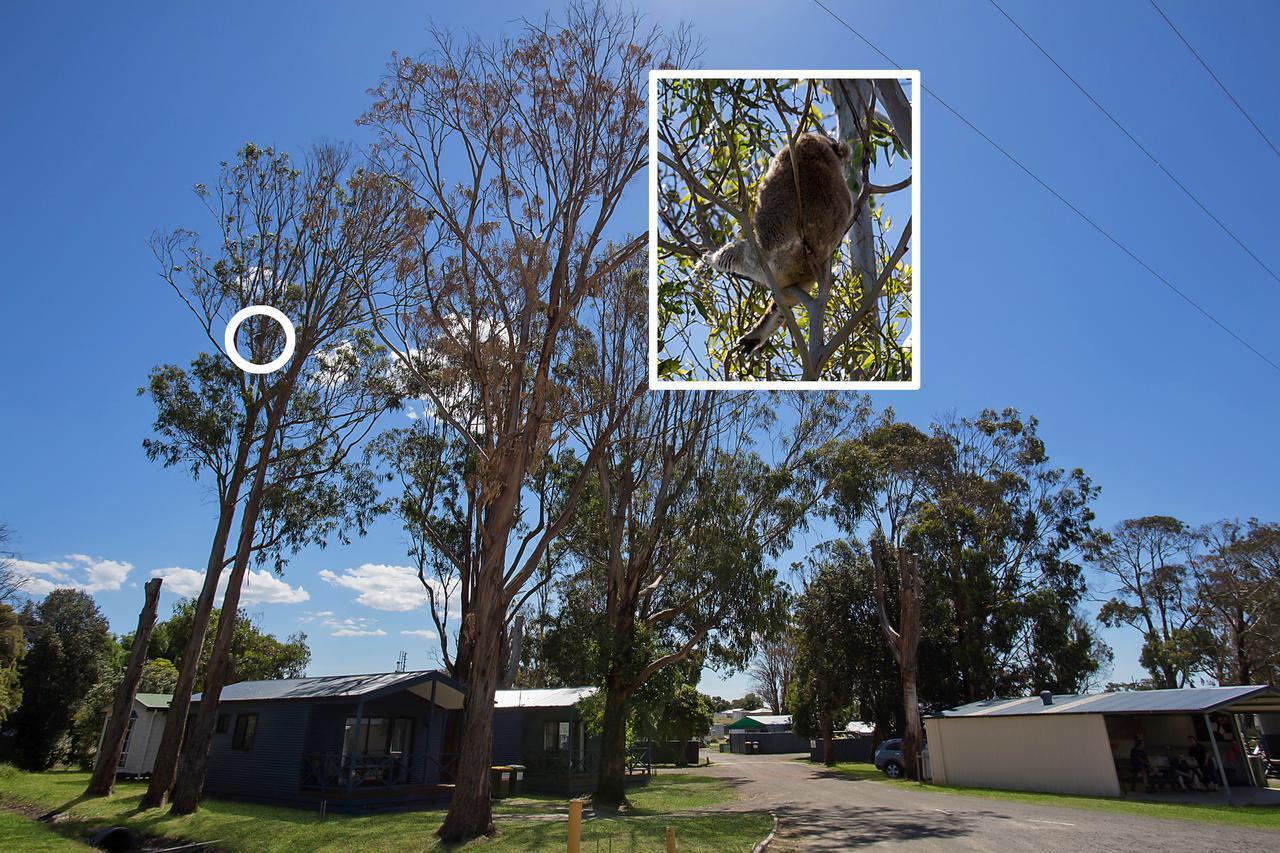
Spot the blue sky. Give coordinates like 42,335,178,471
2,1,1278,701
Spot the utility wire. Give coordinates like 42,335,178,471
1148,0,1280,163
808,0,1280,374
988,0,1280,291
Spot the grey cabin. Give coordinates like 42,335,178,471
190,670,465,809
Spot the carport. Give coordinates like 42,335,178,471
925,685,1280,800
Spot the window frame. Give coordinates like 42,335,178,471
231,713,258,751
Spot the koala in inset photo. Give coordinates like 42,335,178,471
704,132,854,357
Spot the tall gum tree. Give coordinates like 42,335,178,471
359,3,683,840
555,390,860,808
142,142,411,813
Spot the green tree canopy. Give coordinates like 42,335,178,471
10,590,114,770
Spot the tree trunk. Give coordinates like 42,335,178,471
170,392,284,816
85,578,163,797
141,429,254,810
900,665,922,781
593,677,631,809
436,592,505,841
821,707,835,766
168,535,255,813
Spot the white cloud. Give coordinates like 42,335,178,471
150,566,310,606
14,554,133,595
319,563,451,613
400,629,438,640
299,610,387,638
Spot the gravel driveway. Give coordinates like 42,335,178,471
680,751,1278,851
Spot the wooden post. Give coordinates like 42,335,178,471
567,798,582,853
425,678,437,783
666,824,676,852
348,698,365,795
85,578,163,797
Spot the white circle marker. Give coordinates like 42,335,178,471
223,305,296,375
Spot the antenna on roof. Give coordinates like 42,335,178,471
395,651,407,673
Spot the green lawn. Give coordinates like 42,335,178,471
0,810,89,851
0,766,769,852
819,761,1280,831
497,773,735,816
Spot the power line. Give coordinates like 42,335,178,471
1148,0,1280,163
987,0,1280,291
807,0,1280,375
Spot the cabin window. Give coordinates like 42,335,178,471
543,720,571,752
342,716,414,758
231,713,258,750
215,713,229,734
389,718,412,755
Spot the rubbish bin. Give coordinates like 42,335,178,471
509,764,526,795
490,765,512,799
719,743,729,753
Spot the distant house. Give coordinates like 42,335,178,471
727,714,808,754
491,686,599,793
712,706,773,738
926,685,1280,798
190,670,464,809
96,693,171,777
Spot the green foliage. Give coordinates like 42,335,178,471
790,540,899,741
1089,515,1209,688
820,409,1106,708
149,598,310,689
657,684,714,763
9,590,114,770
1195,519,1280,685
0,604,24,725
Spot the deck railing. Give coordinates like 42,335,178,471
301,753,460,789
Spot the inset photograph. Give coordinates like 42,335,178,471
650,71,918,387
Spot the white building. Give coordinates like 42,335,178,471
925,685,1280,798
97,693,171,777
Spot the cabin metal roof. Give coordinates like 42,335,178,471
494,686,595,709
727,714,793,729
193,670,464,706
135,692,172,710
933,685,1280,718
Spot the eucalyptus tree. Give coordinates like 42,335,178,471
358,3,683,839
821,410,1103,776
1089,516,1208,689
140,141,411,813
1195,520,1280,685
552,376,857,807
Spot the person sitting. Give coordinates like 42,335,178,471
1171,753,1204,791
1187,735,1219,791
1130,736,1158,790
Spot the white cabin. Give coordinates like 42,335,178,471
97,692,172,777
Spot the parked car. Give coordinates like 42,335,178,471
873,738,927,778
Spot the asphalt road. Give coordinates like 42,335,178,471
683,751,1279,852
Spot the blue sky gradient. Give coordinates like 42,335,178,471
2,1,1278,700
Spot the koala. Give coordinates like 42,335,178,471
703,132,854,357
